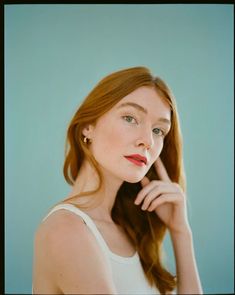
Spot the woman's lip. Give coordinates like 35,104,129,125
125,154,147,164
124,156,146,167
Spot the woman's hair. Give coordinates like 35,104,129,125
61,66,186,294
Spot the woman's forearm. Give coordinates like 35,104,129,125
170,229,203,294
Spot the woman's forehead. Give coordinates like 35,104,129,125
114,86,171,118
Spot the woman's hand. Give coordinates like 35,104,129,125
134,157,191,234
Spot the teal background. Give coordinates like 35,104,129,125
5,4,234,294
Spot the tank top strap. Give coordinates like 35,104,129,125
42,203,111,256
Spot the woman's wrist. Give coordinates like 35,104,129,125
169,225,192,239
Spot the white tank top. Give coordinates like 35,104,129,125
34,203,160,294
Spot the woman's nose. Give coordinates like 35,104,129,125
135,129,154,150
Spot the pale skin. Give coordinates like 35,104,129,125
33,86,203,294
137,158,203,294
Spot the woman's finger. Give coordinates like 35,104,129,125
135,180,168,205
140,185,180,210
154,157,171,182
147,193,183,211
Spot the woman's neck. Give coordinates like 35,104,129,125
65,160,123,223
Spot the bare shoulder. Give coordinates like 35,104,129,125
34,208,88,245
33,208,117,294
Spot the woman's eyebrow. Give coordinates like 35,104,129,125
117,102,148,114
117,102,171,126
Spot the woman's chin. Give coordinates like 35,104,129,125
123,174,145,184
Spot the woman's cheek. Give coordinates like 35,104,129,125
97,121,128,152
153,139,164,158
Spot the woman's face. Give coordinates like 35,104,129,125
84,86,171,183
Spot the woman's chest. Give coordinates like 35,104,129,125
94,221,136,257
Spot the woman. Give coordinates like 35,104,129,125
32,66,203,294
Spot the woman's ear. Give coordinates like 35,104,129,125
82,124,94,138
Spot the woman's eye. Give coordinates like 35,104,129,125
123,115,137,124
153,128,165,136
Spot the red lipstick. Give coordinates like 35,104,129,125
124,154,147,166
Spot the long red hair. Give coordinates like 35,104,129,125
61,66,186,294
